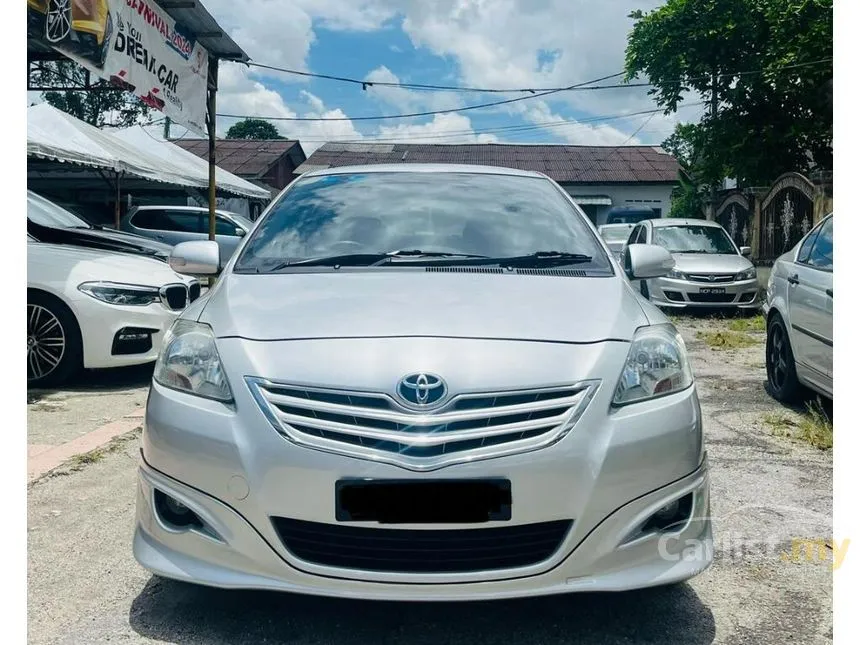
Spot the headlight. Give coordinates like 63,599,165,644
613,324,694,406
667,268,687,280
736,267,757,281
153,320,233,402
78,282,160,306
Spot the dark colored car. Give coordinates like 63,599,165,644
27,191,173,262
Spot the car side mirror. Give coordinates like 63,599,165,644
624,244,675,279
740,246,751,257
235,227,246,237
169,240,221,276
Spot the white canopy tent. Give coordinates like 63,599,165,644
111,126,270,201
27,104,270,205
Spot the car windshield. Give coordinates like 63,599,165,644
652,225,737,255
27,192,92,229
235,172,611,272
600,227,633,242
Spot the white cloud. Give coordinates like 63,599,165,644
518,100,640,146
376,113,499,144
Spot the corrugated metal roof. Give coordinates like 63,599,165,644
294,143,680,184
173,139,302,178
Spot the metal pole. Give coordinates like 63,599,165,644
708,68,719,219
207,57,219,243
163,116,171,140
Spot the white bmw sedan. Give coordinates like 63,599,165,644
27,236,201,388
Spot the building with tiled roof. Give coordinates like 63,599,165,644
173,139,306,193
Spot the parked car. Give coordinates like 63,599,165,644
623,218,760,310
27,191,173,262
605,206,659,225
598,223,635,261
134,164,711,600
27,238,201,388
120,206,252,261
764,213,832,402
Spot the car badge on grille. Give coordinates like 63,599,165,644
397,373,447,408
708,275,716,282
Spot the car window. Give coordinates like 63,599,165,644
626,226,641,245
236,172,612,272
27,193,91,228
215,216,241,236
600,227,633,243
652,225,737,254
132,210,202,233
805,218,833,270
796,221,823,264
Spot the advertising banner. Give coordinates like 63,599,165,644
27,0,209,134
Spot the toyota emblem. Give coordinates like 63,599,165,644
397,373,447,408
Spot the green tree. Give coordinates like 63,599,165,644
226,118,283,140
625,0,832,187
663,124,708,218
30,60,151,127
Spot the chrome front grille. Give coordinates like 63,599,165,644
247,378,598,470
686,273,736,283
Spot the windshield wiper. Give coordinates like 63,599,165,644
263,250,488,271
488,251,593,267
673,249,712,254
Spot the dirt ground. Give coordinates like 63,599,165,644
26,313,833,645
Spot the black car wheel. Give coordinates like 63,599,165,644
766,314,802,403
27,292,82,389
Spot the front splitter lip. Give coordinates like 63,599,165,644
133,455,713,601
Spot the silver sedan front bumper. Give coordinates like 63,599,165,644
648,276,761,309
134,332,713,601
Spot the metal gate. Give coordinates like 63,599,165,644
759,173,814,262
716,193,752,249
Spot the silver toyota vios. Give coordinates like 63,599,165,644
134,165,712,601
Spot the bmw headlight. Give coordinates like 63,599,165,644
667,268,687,280
613,324,694,406
78,282,160,306
153,320,233,402
735,267,757,281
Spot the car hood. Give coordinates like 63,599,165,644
200,271,649,343
670,253,752,274
28,221,172,261
28,242,189,287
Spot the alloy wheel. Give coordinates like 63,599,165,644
27,304,66,382
45,0,72,43
767,322,788,391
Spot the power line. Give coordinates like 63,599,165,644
265,101,706,145
241,57,832,94
216,72,632,123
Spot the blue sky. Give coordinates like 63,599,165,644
178,1,706,153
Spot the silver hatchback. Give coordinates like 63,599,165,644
134,165,712,600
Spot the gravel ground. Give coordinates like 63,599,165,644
27,314,833,645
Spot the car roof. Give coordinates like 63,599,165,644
648,218,724,228
599,223,634,229
299,163,550,180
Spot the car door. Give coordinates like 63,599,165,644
787,217,833,391
213,214,247,261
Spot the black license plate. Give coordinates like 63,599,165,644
699,287,726,294
336,479,512,524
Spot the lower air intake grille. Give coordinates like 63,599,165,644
687,292,737,303
272,518,572,573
